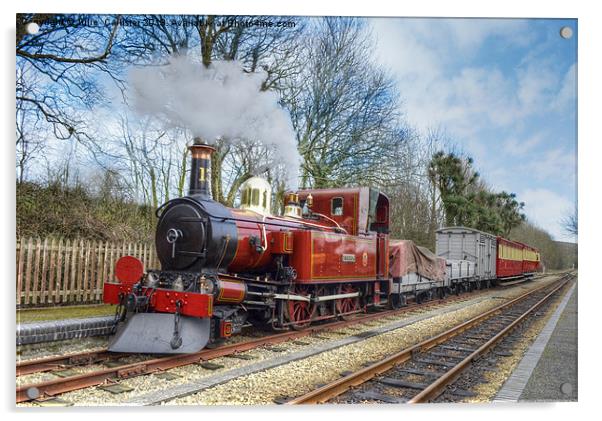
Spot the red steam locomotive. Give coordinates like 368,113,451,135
103,143,392,353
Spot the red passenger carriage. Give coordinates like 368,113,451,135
496,236,540,278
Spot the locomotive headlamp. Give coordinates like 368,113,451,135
146,272,158,288
199,275,215,294
173,276,184,292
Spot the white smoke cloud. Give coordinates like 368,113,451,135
128,56,300,188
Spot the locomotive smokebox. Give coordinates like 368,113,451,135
188,138,215,198
155,136,238,272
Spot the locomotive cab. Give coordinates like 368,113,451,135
297,187,390,235
368,189,390,234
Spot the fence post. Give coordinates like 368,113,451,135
40,237,49,305
76,239,84,302
16,237,26,306
82,240,91,302
55,238,64,304
48,237,57,305
62,239,71,303
24,238,34,306
101,240,109,292
32,237,42,306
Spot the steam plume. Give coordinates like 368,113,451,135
129,56,300,188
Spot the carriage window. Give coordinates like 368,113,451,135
241,188,249,206
251,189,260,206
331,197,344,216
262,190,267,208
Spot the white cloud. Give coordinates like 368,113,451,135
517,61,559,111
503,132,545,157
444,19,533,52
551,63,577,112
520,188,574,240
527,146,576,183
370,18,548,139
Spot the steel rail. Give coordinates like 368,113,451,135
16,350,122,377
17,271,565,379
286,274,573,404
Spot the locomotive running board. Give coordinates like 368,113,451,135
108,313,211,354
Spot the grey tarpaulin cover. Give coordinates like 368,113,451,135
389,239,445,281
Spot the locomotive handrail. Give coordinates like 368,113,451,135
154,200,171,218
307,211,348,234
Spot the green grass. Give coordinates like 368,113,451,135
17,304,116,324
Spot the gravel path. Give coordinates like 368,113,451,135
519,282,577,401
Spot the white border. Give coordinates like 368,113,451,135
3,1,598,420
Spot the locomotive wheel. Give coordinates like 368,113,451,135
285,285,316,330
336,283,360,320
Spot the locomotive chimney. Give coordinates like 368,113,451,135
188,137,215,198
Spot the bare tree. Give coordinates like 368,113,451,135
16,14,123,148
562,207,578,236
16,61,45,182
198,16,306,202
119,116,192,208
282,18,408,189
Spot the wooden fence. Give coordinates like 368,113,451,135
16,237,159,307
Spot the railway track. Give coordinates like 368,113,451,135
18,278,519,378
16,273,568,404
286,273,574,404
17,288,496,403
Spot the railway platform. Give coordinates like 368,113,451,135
495,280,577,402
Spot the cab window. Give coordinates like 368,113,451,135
331,197,344,216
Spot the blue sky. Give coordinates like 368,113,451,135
371,18,577,241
